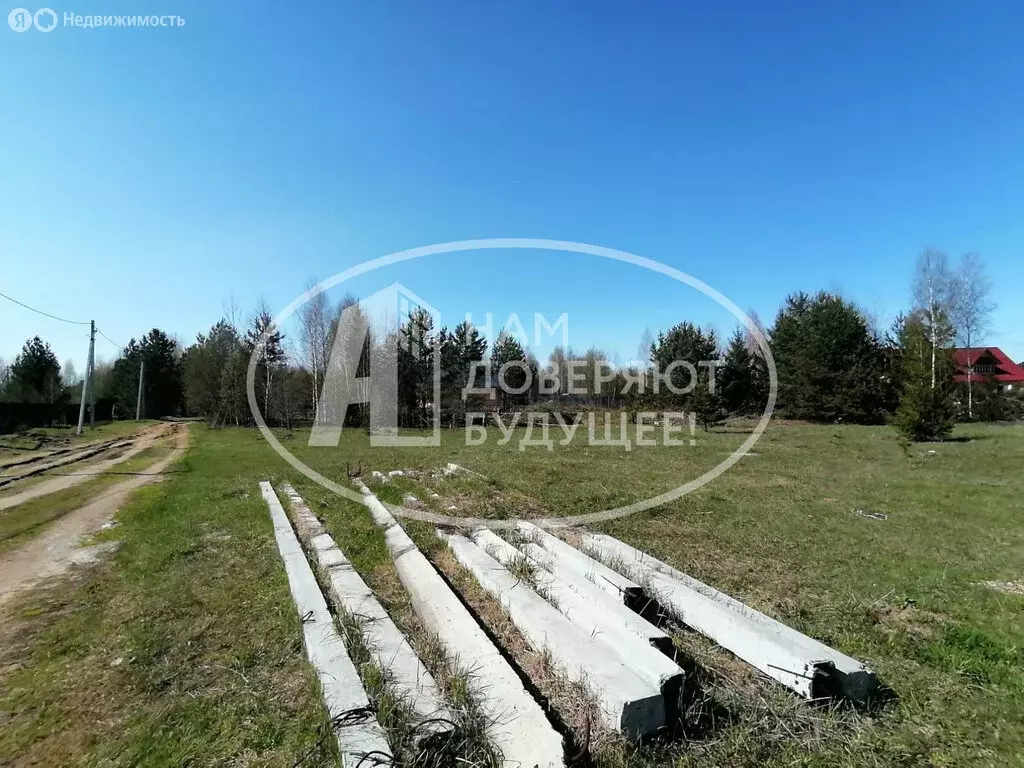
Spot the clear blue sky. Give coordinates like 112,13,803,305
2,0,1022,373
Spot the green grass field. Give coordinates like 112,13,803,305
1,420,1021,766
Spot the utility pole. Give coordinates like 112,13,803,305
76,320,95,435
87,322,96,426
136,359,144,420
89,351,96,426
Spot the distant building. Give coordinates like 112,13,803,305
952,347,1024,392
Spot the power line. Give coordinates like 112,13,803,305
0,289,92,325
97,328,124,350
2,289,127,353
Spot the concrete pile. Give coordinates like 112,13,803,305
260,482,392,766
262,476,879,767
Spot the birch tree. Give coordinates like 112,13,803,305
636,328,654,394
912,249,956,389
952,252,995,419
297,281,331,421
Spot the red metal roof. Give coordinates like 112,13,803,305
952,347,1024,383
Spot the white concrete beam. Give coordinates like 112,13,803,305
280,483,451,732
514,538,672,653
474,529,684,713
259,481,392,766
352,479,565,768
518,522,643,604
581,532,878,702
441,531,666,739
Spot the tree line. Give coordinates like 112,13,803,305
2,249,1015,439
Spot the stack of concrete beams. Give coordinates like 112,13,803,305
440,530,669,738
448,515,877,707
265,474,878,765
260,482,392,766
578,532,879,701
280,482,452,736
500,520,876,703
352,478,565,768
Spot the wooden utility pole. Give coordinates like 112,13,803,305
76,321,95,435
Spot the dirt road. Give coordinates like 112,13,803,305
0,425,188,606
0,423,174,512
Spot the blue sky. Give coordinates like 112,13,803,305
2,0,1022,373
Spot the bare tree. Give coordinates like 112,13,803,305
637,327,654,365
223,295,243,331
742,309,766,354
62,358,80,387
636,327,654,392
912,249,957,389
297,280,331,421
953,252,995,418
547,346,569,396
582,346,609,400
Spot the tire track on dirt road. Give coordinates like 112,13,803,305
0,439,134,489
0,431,145,471
0,424,175,512
0,425,189,606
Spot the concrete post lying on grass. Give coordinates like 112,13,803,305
280,483,452,733
514,538,672,653
518,522,643,605
474,529,684,715
580,532,879,703
259,482,392,766
483,530,675,655
440,530,666,739
352,479,565,768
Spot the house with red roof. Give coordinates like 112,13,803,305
952,347,1024,392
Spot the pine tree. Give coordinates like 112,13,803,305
396,307,436,427
491,330,530,408
9,337,63,403
245,308,286,420
182,319,243,424
769,292,887,423
719,329,755,414
439,320,487,424
893,312,955,441
112,329,182,418
650,322,718,409
691,370,726,430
